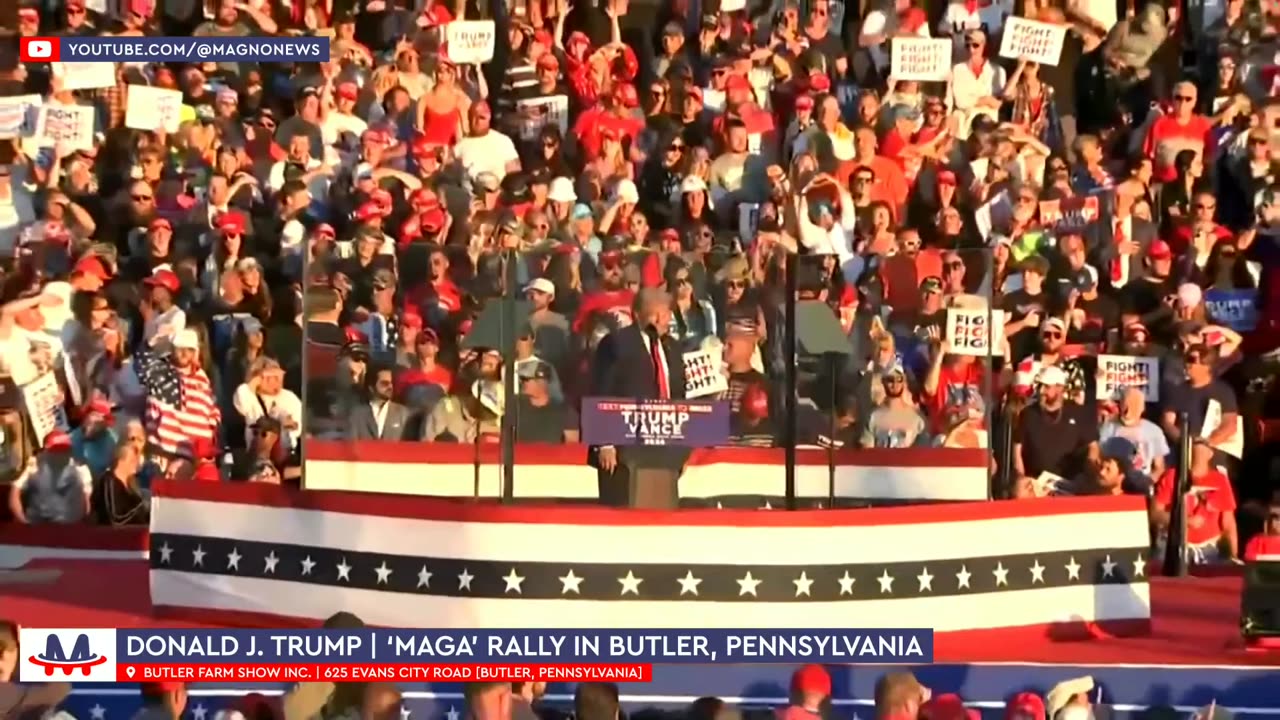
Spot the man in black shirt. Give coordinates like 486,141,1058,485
514,362,578,443
1014,365,1100,480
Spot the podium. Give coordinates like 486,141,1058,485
1240,560,1280,648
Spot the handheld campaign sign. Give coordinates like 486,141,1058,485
890,38,951,82
998,17,1067,66
580,398,730,447
945,309,1005,356
1205,289,1258,332
445,21,496,64
1095,354,1159,402
683,349,728,399
35,105,95,152
125,85,184,133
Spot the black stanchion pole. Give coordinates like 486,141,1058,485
784,254,798,511
1163,412,1192,577
827,354,837,508
500,250,518,504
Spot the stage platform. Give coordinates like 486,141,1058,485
3,558,1278,720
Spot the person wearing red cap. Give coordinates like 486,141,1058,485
323,81,370,146
573,84,645,162
134,680,187,720
455,100,522,184
141,268,188,348
776,664,831,720
70,398,117,478
8,430,92,525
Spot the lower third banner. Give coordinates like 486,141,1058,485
580,398,730,447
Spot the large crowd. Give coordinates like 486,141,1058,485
0,0,1279,639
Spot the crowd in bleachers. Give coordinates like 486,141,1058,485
2,0,1280,559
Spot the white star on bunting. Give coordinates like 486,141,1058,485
301,556,316,576
336,558,352,582
226,548,242,571
1102,555,1117,578
737,571,762,596
193,704,208,720
400,707,411,720
618,570,643,595
677,571,702,596
192,545,206,567
375,562,393,585
956,566,972,589
1133,554,1146,577
837,571,856,595
458,568,475,591
158,543,173,564
792,571,814,597
993,562,1009,586
917,567,933,592
264,551,280,574
417,566,433,588
559,570,584,594
1065,557,1081,581
445,707,460,720
502,568,525,594
877,570,894,594
1030,560,1046,584
89,704,106,720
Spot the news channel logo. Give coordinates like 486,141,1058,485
18,628,117,682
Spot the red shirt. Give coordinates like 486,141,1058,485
573,109,643,162
395,365,453,400
1144,114,1213,183
573,289,636,333
853,156,909,216
1245,534,1280,560
924,361,984,433
1155,467,1237,545
1168,223,1234,256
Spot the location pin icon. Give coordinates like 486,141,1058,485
125,666,136,679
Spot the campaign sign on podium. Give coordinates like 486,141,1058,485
581,398,730,447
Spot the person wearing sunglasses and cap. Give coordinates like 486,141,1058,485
1012,364,1100,482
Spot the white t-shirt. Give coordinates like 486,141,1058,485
321,111,369,147
267,157,330,206
0,168,37,256
454,130,520,183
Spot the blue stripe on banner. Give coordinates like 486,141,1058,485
62,662,1280,719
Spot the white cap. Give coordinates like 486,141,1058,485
615,178,640,204
1177,282,1203,307
354,162,374,181
525,277,556,296
548,177,577,203
173,328,200,351
681,175,707,194
1038,365,1067,387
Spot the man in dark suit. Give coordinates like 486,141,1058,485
592,288,687,509
1089,180,1157,295
347,367,410,441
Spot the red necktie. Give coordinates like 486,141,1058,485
1111,221,1126,283
650,331,670,399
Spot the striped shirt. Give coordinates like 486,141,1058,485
144,363,220,459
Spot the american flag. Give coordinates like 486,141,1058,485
137,349,220,458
